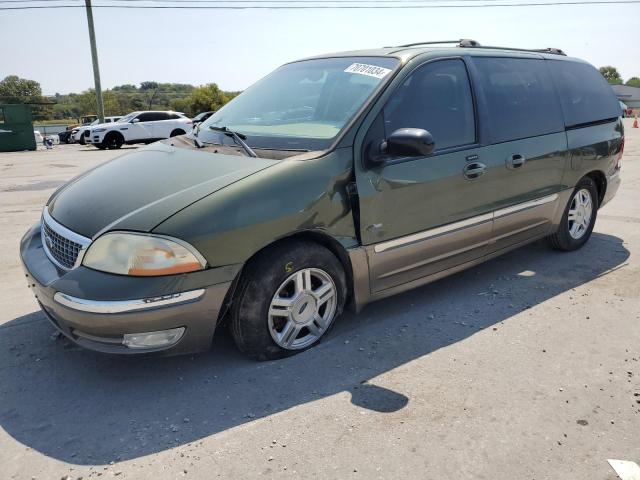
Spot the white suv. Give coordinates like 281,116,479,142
87,111,192,149
72,116,121,145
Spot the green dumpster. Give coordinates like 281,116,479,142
0,104,37,152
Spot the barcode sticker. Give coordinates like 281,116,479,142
344,63,392,79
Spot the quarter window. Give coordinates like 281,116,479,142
384,59,475,151
548,60,621,127
473,57,564,144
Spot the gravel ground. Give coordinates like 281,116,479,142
1,122,638,480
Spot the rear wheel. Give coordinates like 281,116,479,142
229,240,346,360
104,132,124,150
548,176,599,251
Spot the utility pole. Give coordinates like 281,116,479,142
85,0,105,123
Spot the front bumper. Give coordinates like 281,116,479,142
20,223,238,355
86,131,106,145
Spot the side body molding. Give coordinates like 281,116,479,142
347,192,564,312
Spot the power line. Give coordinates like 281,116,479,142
1,0,638,7
0,0,545,2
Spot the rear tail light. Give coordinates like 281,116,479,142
615,137,624,169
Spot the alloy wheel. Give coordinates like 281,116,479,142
568,188,593,239
267,268,337,350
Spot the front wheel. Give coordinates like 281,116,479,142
229,240,346,360
103,132,124,150
548,176,599,251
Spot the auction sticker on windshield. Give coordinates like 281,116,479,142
344,63,392,79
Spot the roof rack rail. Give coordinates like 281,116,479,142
390,39,480,48
462,44,567,56
389,39,566,56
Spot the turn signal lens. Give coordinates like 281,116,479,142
83,232,206,276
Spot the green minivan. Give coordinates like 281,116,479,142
20,40,624,359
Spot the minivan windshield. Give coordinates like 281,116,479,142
198,57,399,151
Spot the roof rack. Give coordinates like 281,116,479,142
391,39,480,48
465,44,566,56
389,39,566,56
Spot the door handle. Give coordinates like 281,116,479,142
463,162,486,180
506,154,526,169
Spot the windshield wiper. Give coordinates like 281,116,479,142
209,126,257,158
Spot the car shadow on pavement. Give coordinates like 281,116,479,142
0,232,629,465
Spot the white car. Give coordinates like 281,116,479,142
87,111,192,149
72,116,121,144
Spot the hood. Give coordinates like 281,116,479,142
86,122,113,130
47,141,279,238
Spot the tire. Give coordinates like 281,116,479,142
104,132,124,150
78,136,85,145
548,176,599,251
229,240,347,361
96,144,107,150
170,129,186,138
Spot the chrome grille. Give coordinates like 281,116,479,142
41,208,91,270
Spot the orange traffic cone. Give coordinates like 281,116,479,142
633,115,639,129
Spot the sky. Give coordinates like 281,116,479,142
1,2,639,95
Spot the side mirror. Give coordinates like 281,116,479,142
131,118,140,123
381,128,435,158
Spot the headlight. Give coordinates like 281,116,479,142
82,232,207,276
71,129,78,134
93,128,107,133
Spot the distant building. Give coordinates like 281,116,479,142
612,84,640,109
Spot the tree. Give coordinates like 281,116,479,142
0,75,42,103
626,77,640,87
140,81,159,91
169,97,191,114
599,66,623,85
186,83,229,116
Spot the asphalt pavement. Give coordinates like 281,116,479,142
0,122,638,479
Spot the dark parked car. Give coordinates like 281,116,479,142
192,111,214,125
57,130,73,144
21,40,623,360
58,115,98,144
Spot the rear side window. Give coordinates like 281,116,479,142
473,57,564,144
548,60,621,127
384,58,475,151
138,112,169,121
0,107,4,124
